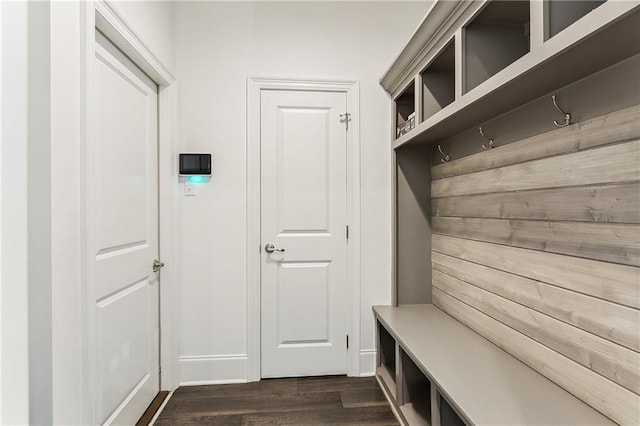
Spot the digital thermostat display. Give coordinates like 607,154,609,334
179,153,212,175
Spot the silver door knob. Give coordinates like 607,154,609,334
264,243,285,253
153,259,165,272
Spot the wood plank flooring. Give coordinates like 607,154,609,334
155,376,398,425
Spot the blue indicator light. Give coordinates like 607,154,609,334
188,175,205,184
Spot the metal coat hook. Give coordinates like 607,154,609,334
437,144,450,163
479,126,494,150
339,113,351,131
552,95,571,128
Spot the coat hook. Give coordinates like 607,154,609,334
552,95,571,128
479,126,494,150
437,144,450,163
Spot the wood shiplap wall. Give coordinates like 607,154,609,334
430,105,640,425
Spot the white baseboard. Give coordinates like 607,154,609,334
178,351,376,384
359,349,376,376
178,354,248,386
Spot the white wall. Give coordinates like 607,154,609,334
0,2,55,423
1,1,30,424
110,0,175,71
174,1,429,383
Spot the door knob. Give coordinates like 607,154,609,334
153,259,165,272
264,243,285,253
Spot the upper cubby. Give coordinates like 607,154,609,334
421,39,455,121
546,0,607,39
396,83,416,139
463,1,531,93
380,0,640,149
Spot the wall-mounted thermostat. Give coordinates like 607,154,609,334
179,153,212,196
179,153,212,176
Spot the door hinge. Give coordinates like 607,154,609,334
346,335,349,349
346,225,349,240
153,259,165,272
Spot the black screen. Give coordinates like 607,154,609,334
179,154,211,175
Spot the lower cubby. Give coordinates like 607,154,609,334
399,349,431,426
376,320,397,398
438,393,466,426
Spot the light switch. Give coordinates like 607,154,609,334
185,181,195,196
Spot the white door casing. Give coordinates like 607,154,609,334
260,89,348,378
89,31,159,424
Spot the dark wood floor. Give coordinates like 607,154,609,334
155,376,399,425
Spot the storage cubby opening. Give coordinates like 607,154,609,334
546,0,607,39
439,394,466,426
378,322,396,382
422,40,455,121
464,0,531,93
400,350,431,426
396,83,416,139
395,147,432,305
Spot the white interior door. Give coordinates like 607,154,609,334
261,89,348,378
90,31,159,425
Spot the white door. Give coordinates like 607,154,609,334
261,89,348,378
90,31,160,425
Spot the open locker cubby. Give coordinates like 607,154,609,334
546,0,607,39
463,0,530,93
399,350,431,426
421,40,455,121
377,321,397,398
395,146,432,305
396,83,416,139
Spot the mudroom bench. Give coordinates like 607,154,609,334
373,304,615,426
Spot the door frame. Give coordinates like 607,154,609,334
81,1,179,422
246,78,361,381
